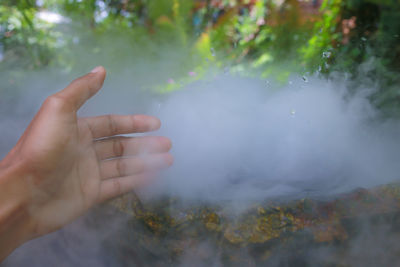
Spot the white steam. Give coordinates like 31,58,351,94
1,68,399,205
145,74,400,203
2,68,400,267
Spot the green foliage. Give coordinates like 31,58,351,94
0,1,59,69
0,0,400,113
301,0,343,73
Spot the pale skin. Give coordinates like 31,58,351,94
0,66,173,261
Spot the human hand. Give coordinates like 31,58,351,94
0,66,173,246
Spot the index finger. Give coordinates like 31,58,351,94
83,114,161,139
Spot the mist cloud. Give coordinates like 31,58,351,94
1,64,399,205
2,47,400,266
144,74,400,203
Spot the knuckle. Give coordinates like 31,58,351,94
111,179,122,195
116,159,126,177
43,95,66,109
135,159,146,173
107,115,118,136
113,138,124,157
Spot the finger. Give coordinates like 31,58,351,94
84,114,161,139
98,172,158,203
94,136,172,160
55,66,106,110
100,153,173,179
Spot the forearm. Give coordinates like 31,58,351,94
0,161,33,262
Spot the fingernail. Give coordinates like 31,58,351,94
150,117,161,130
90,66,103,73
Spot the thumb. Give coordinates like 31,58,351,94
55,66,106,110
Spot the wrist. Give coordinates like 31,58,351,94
0,159,35,262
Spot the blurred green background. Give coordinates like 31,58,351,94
0,0,400,114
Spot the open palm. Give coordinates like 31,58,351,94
2,66,172,237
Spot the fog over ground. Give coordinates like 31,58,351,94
1,46,400,266
1,68,400,204
143,73,400,203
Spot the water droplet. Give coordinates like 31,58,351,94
322,51,332,58
302,76,308,82
361,37,367,42
210,47,216,57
